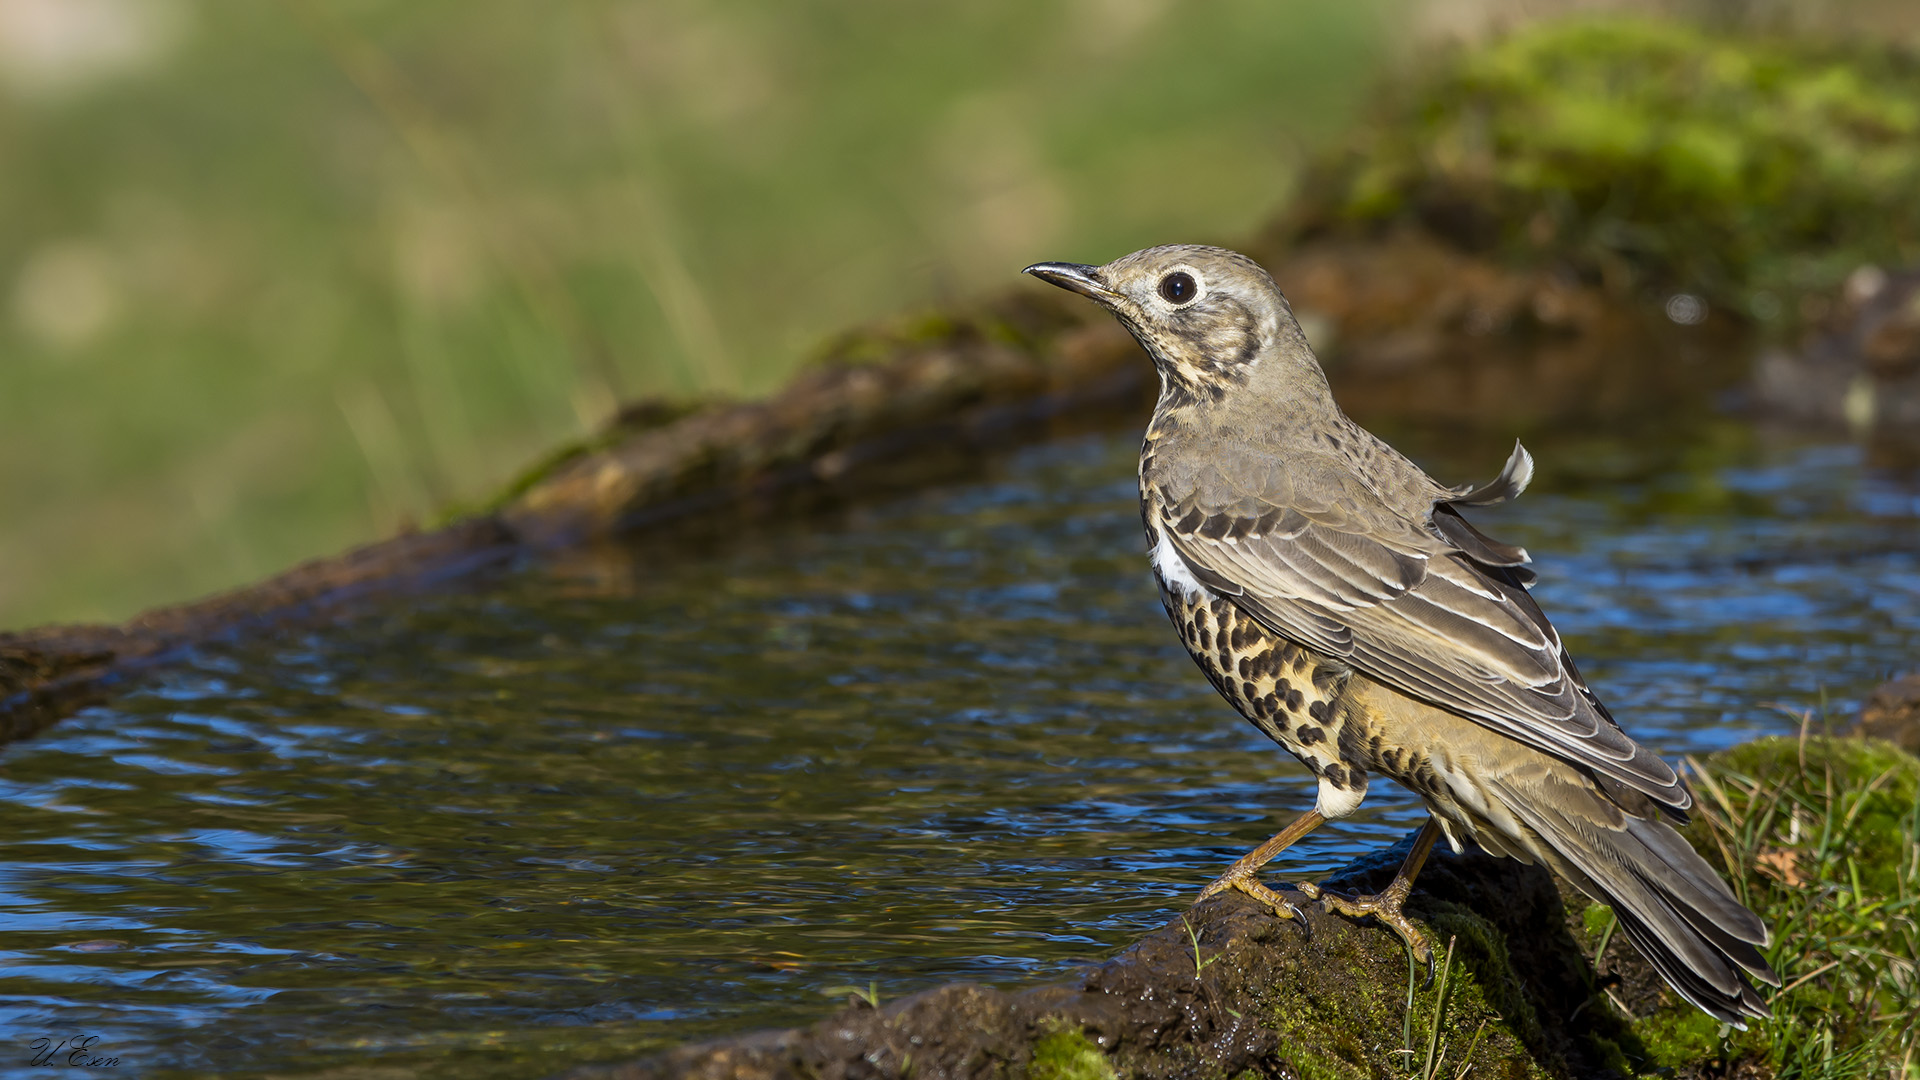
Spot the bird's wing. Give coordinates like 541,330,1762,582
1153,446,1689,811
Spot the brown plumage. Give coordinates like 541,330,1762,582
1024,245,1779,1025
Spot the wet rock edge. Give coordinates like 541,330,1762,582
554,836,1626,1080
556,731,1920,1080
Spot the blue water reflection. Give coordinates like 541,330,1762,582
0,426,1912,1078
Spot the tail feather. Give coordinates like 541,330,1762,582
1611,904,1770,1022
1620,820,1775,983
1620,816,1767,945
1489,772,1779,1025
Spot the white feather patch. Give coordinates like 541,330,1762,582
1150,531,1214,599
1315,773,1367,819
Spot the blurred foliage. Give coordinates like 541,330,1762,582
12,3,1920,630
1292,18,1920,324
0,0,1397,627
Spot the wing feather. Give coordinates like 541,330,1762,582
1154,457,1689,812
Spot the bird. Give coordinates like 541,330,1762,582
1023,245,1779,1024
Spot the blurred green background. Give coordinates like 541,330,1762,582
3,0,1917,631
0,0,1406,629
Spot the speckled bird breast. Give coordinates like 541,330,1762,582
1140,508,1371,817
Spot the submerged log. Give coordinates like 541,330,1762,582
0,296,1143,740
0,230,1736,740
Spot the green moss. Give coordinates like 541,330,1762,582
1259,914,1550,1080
439,397,709,523
1632,1009,1732,1069
806,309,987,369
1297,18,1920,323
1585,1034,1635,1079
449,437,596,521
1029,1028,1116,1080
1579,902,1614,939
1267,1039,1361,1080
1655,736,1920,1080
1259,942,1401,1080
1426,904,1546,1054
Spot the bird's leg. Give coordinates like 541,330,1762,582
1298,817,1443,974
1194,809,1326,929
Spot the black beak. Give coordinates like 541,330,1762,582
1022,262,1121,302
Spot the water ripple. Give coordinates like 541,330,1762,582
0,427,1911,1077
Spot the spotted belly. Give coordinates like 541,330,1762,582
1153,558,1371,817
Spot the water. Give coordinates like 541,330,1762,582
1,423,1915,1078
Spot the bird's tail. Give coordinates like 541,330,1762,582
1488,769,1780,1025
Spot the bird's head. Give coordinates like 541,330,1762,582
1023,244,1305,404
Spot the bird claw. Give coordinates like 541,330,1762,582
1284,901,1312,942
1299,880,1433,971
1196,872,1312,939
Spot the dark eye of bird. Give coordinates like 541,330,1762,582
1158,271,1196,304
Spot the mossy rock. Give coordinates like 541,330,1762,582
1257,901,1548,1080
575,839,1633,1080
1289,18,1920,324
571,743,1914,1080
1590,735,1920,1080
1030,1028,1118,1080
1693,735,1920,895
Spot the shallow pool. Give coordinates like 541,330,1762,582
1,422,1914,1078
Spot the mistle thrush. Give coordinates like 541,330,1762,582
1025,245,1778,1024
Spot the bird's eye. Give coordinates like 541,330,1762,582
1158,272,1197,305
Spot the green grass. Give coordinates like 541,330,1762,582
0,0,1400,628
1665,735,1920,1080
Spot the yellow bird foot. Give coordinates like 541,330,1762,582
1194,871,1312,940
1297,878,1432,980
